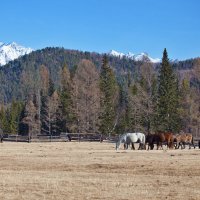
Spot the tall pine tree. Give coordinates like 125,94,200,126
59,63,75,132
99,55,118,136
156,48,181,132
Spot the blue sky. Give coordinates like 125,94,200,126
1,0,200,60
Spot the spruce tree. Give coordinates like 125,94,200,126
99,55,118,136
9,101,24,134
0,107,9,133
48,77,55,97
59,63,75,132
156,48,181,132
40,93,50,134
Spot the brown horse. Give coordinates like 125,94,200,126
174,133,195,149
156,132,174,150
146,132,174,150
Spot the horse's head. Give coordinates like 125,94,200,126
116,134,126,150
116,141,120,150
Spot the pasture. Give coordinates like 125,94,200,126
0,142,200,200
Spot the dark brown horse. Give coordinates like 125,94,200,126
146,134,161,150
146,132,174,150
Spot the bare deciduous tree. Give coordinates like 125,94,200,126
73,59,100,133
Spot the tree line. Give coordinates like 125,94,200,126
0,48,199,137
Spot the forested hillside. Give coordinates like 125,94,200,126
0,47,138,103
0,47,199,137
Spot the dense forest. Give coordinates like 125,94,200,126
0,47,199,137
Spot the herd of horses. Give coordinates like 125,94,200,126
115,132,198,150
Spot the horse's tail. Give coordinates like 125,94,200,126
142,134,146,144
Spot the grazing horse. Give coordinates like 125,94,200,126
174,134,184,149
174,133,195,149
185,134,195,149
146,132,174,150
145,133,164,150
146,134,155,150
163,132,174,149
116,133,146,150
145,134,163,150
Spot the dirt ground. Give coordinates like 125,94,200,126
0,141,200,200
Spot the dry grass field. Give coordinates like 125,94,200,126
0,141,200,200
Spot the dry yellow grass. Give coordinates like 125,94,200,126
0,141,200,200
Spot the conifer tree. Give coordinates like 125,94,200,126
99,55,118,136
9,101,24,134
0,107,9,133
40,93,50,134
156,48,181,132
48,77,55,97
59,63,74,132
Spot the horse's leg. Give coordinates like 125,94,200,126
166,142,169,149
160,142,163,150
157,142,159,150
132,143,135,150
138,143,142,150
181,142,185,149
176,142,180,149
193,141,196,149
192,138,195,149
189,142,191,150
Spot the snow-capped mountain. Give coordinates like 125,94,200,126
108,50,161,63
0,42,33,66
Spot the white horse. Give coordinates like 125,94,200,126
116,132,146,150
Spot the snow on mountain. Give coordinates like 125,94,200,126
0,42,33,66
109,50,125,58
108,50,161,63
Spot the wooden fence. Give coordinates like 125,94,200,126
3,133,106,143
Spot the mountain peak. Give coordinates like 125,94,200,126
0,42,33,66
109,50,125,58
108,50,161,63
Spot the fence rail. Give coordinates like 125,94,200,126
3,133,105,143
